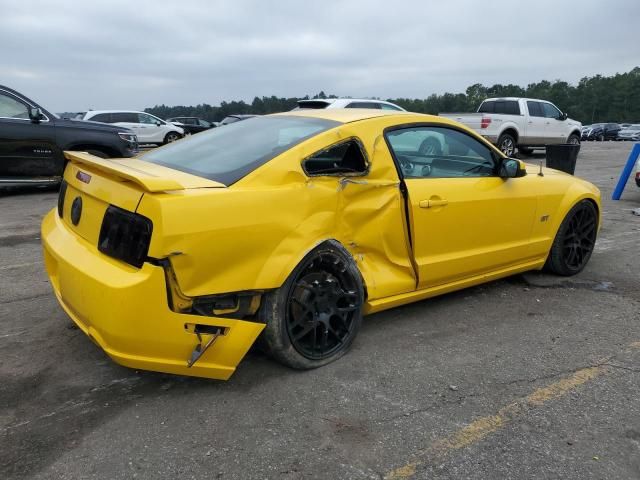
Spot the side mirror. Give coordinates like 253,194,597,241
29,107,42,123
155,121,162,126
499,158,527,179
560,112,568,121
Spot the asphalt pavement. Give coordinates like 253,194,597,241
1,141,639,479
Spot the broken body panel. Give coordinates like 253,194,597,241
41,111,601,380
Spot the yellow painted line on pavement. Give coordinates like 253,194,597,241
385,342,640,479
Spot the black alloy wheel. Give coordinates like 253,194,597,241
259,241,364,369
545,200,598,276
286,253,360,360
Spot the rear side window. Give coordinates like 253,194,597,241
381,103,403,111
527,101,544,117
303,139,368,176
89,113,111,123
346,102,381,109
504,101,520,115
111,112,138,123
142,116,339,185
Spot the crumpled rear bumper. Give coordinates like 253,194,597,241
41,210,264,380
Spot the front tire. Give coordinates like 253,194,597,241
497,133,516,157
545,200,598,276
567,134,580,145
260,241,364,370
164,132,181,144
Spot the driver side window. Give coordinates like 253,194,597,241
0,93,29,120
386,126,497,178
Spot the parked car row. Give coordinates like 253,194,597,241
581,123,640,141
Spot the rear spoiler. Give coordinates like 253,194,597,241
64,151,225,192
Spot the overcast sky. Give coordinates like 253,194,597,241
1,0,638,112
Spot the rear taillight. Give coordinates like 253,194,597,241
98,205,153,268
58,180,68,217
480,117,492,129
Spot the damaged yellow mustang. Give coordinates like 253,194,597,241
42,110,601,380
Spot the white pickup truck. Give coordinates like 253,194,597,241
440,97,582,156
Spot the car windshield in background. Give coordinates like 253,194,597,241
141,116,339,185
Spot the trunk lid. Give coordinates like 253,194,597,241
60,151,224,247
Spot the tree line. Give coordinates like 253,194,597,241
146,67,640,125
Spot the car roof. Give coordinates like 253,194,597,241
482,97,556,103
85,110,153,115
273,108,421,123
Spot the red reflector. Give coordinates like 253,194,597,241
76,171,92,184
480,117,492,129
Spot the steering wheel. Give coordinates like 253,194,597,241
397,155,414,175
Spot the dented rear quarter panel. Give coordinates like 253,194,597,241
137,116,422,302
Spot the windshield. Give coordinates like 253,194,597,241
142,115,339,185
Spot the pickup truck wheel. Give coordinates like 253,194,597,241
497,133,516,157
164,132,181,144
259,241,364,370
567,134,580,145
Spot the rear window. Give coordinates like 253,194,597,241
142,116,339,185
478,100,520,115
297,101,331,109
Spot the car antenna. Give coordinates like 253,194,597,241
538,160,544,177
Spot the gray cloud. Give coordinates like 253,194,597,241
1,0,638,112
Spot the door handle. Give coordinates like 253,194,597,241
419,198,448,208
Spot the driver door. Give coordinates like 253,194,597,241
386,126,538,288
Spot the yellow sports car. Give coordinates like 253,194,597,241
42,109,600,380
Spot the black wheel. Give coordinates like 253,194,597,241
545,200,598,276
497,133,516,157
164,132,181,144
85,149,109,158
260,241,364,369
518,147,534,156
567,134,580,145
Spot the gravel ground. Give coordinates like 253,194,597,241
1,141,639,480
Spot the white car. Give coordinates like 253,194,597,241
295,98,405,111
81,110,184,145
440,97,582,157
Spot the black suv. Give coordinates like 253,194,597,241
0,85,138,188
166,116,214,135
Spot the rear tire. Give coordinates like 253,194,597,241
497,133,516,157
259,241,364,370
545,200,598,276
